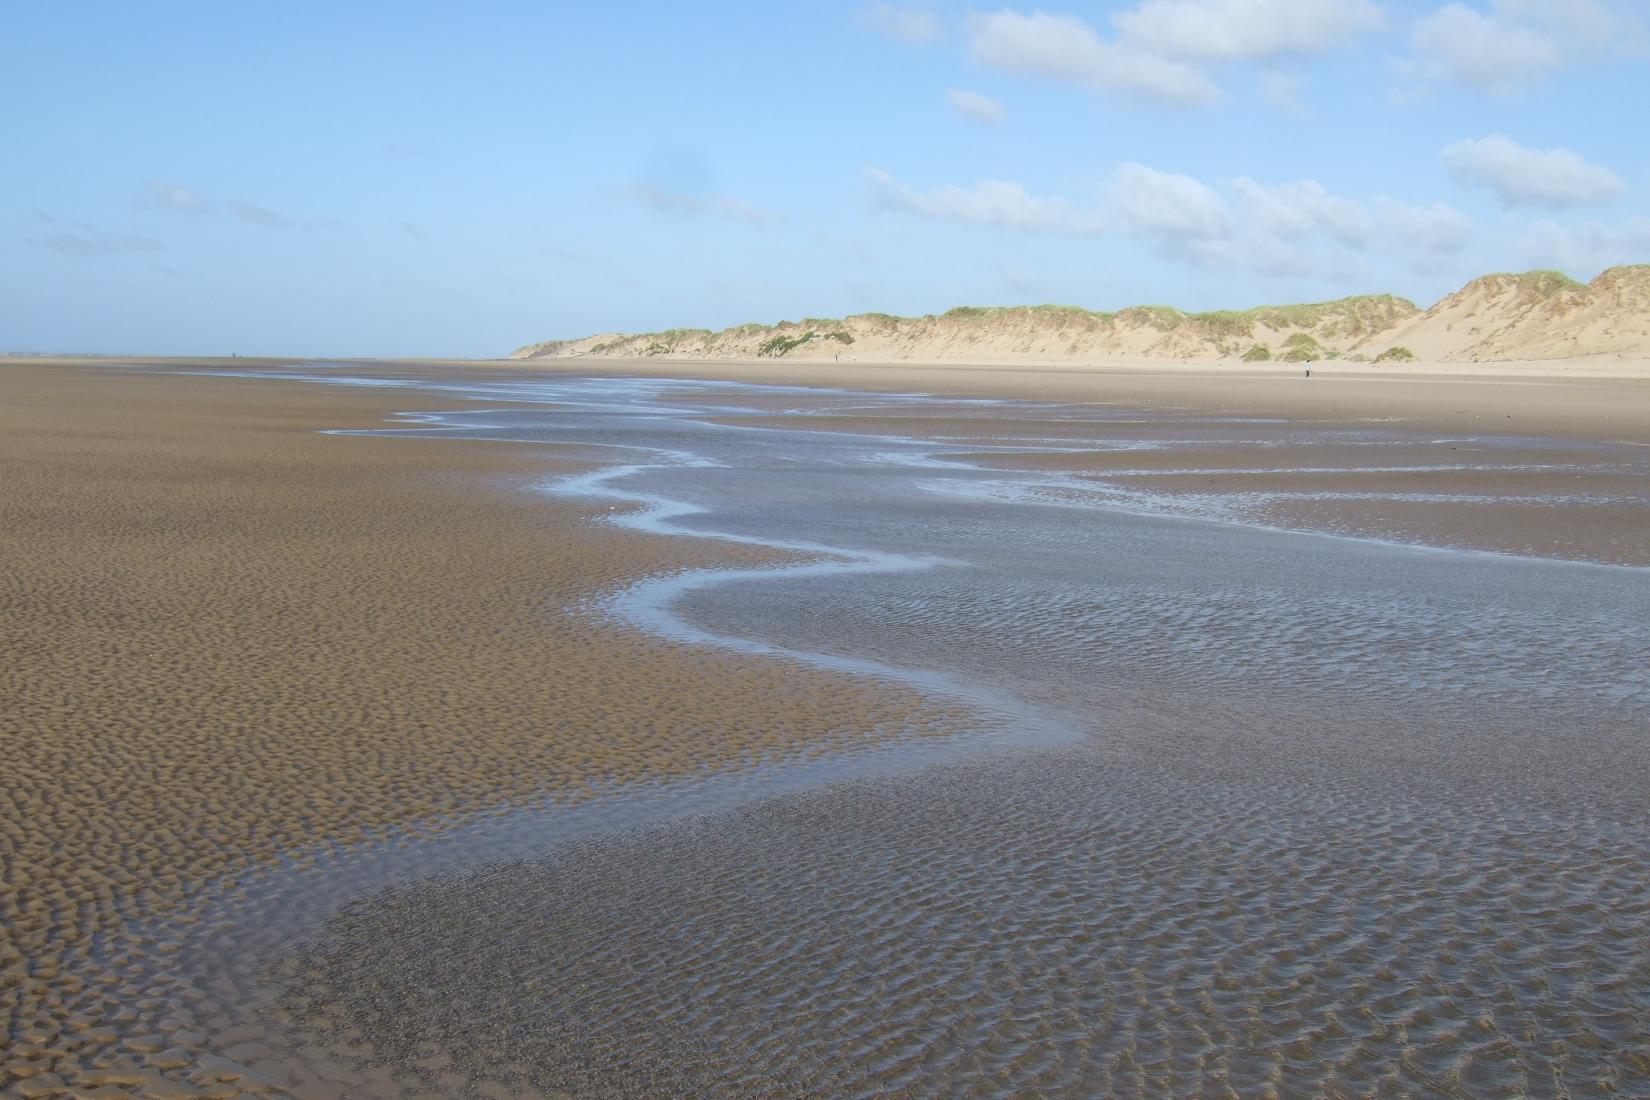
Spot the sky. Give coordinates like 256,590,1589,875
5,0,1648,357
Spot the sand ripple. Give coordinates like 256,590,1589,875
280,754,1650,1097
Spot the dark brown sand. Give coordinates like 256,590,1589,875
4,357,1646,1098
0,363,968,1097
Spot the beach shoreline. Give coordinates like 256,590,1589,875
16,353,1646,442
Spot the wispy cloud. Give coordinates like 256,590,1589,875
1114,0,1383,62
962,2,1383,107
1118,165,1469,275
858,2,942,44
28,212,164,257
945,88,1005,124
1443,135,1625,208
227,200,334,230
1405,0,1650,94
1107,162,1229,238
1519,215,1650,276
140,181,210,214
869,167,1106,234
967,10,1219,105
1230,176,1376,247
870,161,1471,279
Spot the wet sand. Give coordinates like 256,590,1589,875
285,752,1650,1097
483,356,1650,445
0,363,970,1097
4,358,1648,1098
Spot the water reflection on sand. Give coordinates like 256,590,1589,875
204,371,1650,1096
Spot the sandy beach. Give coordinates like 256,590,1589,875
3,357,1648,1097
481,354,1650,443
17,4,1650,1094
0,362,969,1098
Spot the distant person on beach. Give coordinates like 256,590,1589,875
1304,366,1311,378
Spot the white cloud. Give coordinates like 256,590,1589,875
1370,197,1472,256
1115,0,1384,62
945,88,1005,124
858,2,942,44
869,167,1105,234
871,161,1472,277
1107,162,1230,238
1519,216,1650,276
1407,0,1649,93
965,3,1384,106
1232,177,1374,246
966,10,1219,105
1109,165,1468,277
870,160,1475,282
142,181,210,214
1443,136,1625,208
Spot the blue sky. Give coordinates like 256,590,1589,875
5,1,1648,356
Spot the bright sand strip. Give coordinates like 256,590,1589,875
0,362,971,1097
477,355,1650,444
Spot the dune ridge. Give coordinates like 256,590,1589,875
514,265,1650,365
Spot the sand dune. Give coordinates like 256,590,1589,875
515,265,1650,366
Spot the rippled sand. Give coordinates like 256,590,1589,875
0,364,969,1097
283,753,1650,1097
4,360,1648,1099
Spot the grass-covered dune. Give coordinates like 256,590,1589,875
515,266,1650,364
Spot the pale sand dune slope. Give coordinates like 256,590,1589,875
1387,266,1650,361
516,265,1650,365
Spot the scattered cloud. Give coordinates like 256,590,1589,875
1259,71,1306,113
28,213,164,257
1106,162,1229,238
869,167,1106,234
1114,0,1384,62
1443,136,1625,208
1368,197,1472,257
967,10,1219,105
228,200,291,227
964,3,1385,106
858,2,942,44
1106,164,1469,273
627,185,775,224
1519,215,1650,276
945,88,1005,124
1406,0,1650,94
140,181,210,214
227,200,333,230
1230,177,1374,247
871,160,1471,281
